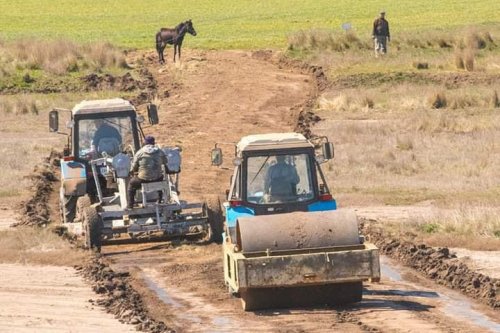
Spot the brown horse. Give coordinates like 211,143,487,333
155,20,197,64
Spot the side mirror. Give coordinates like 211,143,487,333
322,142,334,160
49,110,59,132
147,104,159,125
211,148,223,166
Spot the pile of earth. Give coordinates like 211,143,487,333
366,223,500,310
13,151,60,227
82,68,157,95
79,257,174,333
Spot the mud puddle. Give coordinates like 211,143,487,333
142,268,263,333
380,256,500,332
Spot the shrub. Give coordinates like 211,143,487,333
413,62,429,70
491,91,500,108
421,223,440,234
429,92,447,109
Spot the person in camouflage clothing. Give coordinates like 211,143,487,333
127,135,167,209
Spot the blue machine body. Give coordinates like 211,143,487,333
225,199,337,229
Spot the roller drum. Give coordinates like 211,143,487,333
236,210,360,253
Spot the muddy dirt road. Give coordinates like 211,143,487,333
99,50,500,332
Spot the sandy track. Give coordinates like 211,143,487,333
0,263,135,332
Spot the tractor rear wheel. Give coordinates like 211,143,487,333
205,196,224,243
83,206,102,252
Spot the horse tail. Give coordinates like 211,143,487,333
155,31,161,50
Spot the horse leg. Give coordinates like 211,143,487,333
173,44,177,63
159,44,166,64
178,44,181,61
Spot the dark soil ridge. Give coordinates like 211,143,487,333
77,257,174,332
365,223,500,310
330,71,500,89
12,150,60,227
0,67,157,98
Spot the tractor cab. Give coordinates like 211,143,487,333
212,133,335,226
49,99,154,161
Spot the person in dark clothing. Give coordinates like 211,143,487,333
264,155,300,200
92,119,122,156
372,11,390,56
127,135,168,209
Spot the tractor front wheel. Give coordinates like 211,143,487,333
204,196,224,243
83,206,102,252
60,188,77,223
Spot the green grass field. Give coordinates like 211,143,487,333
0,0,498,49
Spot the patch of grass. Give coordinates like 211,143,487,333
0,1,499,49
0,39,128,76
288,29,369,53
421,223,440,234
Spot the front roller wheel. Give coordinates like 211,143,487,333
240,282,363,311
83,206,103,252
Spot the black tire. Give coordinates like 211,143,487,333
205,196,224,243
83,206,102,252
61,190,77,224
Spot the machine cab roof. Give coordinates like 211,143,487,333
72,98,136,116
237,133,313,155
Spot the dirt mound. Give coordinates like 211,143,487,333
13,151,59,227
82,72,138,91
366,224,500,310
79,257,174,333
295,109,321,139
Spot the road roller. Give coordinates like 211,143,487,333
211,133,380,310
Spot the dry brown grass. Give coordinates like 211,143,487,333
0,95,39,115
0,227,87,265
287,29,369,52
0,39,128,75
390,207,500,250
314,83,500,209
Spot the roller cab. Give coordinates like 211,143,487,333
213,133,380,310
